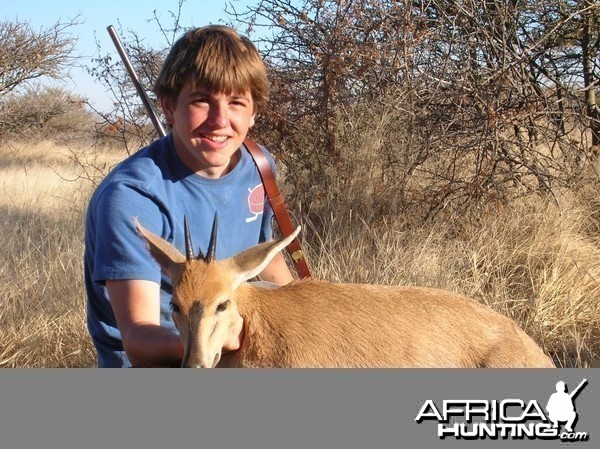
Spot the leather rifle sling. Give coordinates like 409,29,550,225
243,138,312,279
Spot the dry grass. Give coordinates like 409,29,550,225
0,140,120,367
1,138,598,367
296,180,600,368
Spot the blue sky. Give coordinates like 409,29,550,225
2,0,256,111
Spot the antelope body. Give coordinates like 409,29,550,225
135,218,555,368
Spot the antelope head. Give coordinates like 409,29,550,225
134,215,300,368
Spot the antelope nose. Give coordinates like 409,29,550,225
181,363,202,368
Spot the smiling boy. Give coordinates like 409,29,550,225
85,25,293,368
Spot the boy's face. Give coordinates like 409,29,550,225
161,83,256,178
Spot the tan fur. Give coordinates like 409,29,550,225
135,221,555,368
219,282,555,368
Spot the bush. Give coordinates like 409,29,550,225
0,86,96,144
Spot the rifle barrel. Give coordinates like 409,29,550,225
107,25,167,138
569,378,588,399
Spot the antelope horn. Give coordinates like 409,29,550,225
206,212,218,263
184,216,201,261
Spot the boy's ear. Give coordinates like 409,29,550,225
249,114,256,128
160,97,174,126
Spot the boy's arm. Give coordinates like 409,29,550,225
258,252,295,285
107,279,183,367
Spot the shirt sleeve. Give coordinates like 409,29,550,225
90,182,167,284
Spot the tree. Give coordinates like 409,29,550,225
0,86,92,141
229,0,599,221
0,17,80,95
581,0,599,148
229,0,413,188
87,1,187,152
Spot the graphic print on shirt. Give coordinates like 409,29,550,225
246,183,265,222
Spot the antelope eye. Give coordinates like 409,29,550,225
169,301,181,313
216,300,230,312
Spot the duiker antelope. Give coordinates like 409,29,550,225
134,217,555,368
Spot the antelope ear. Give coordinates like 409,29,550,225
229,227,301,287
133,217,186,277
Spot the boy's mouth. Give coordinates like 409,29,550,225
201,134,229,143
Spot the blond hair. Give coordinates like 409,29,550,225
153,25,269,113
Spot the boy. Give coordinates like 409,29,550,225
85,25,293,367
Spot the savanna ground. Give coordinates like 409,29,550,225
0,135,598,368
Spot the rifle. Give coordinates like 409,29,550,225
106,25,312,279
107,26,167,138
569,378,587,399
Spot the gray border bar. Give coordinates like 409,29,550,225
0,369,596,449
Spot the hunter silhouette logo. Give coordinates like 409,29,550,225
415,378,589,441
546,379,587,434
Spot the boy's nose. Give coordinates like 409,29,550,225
207,103,229,128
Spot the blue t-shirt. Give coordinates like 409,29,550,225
84,134,276,367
